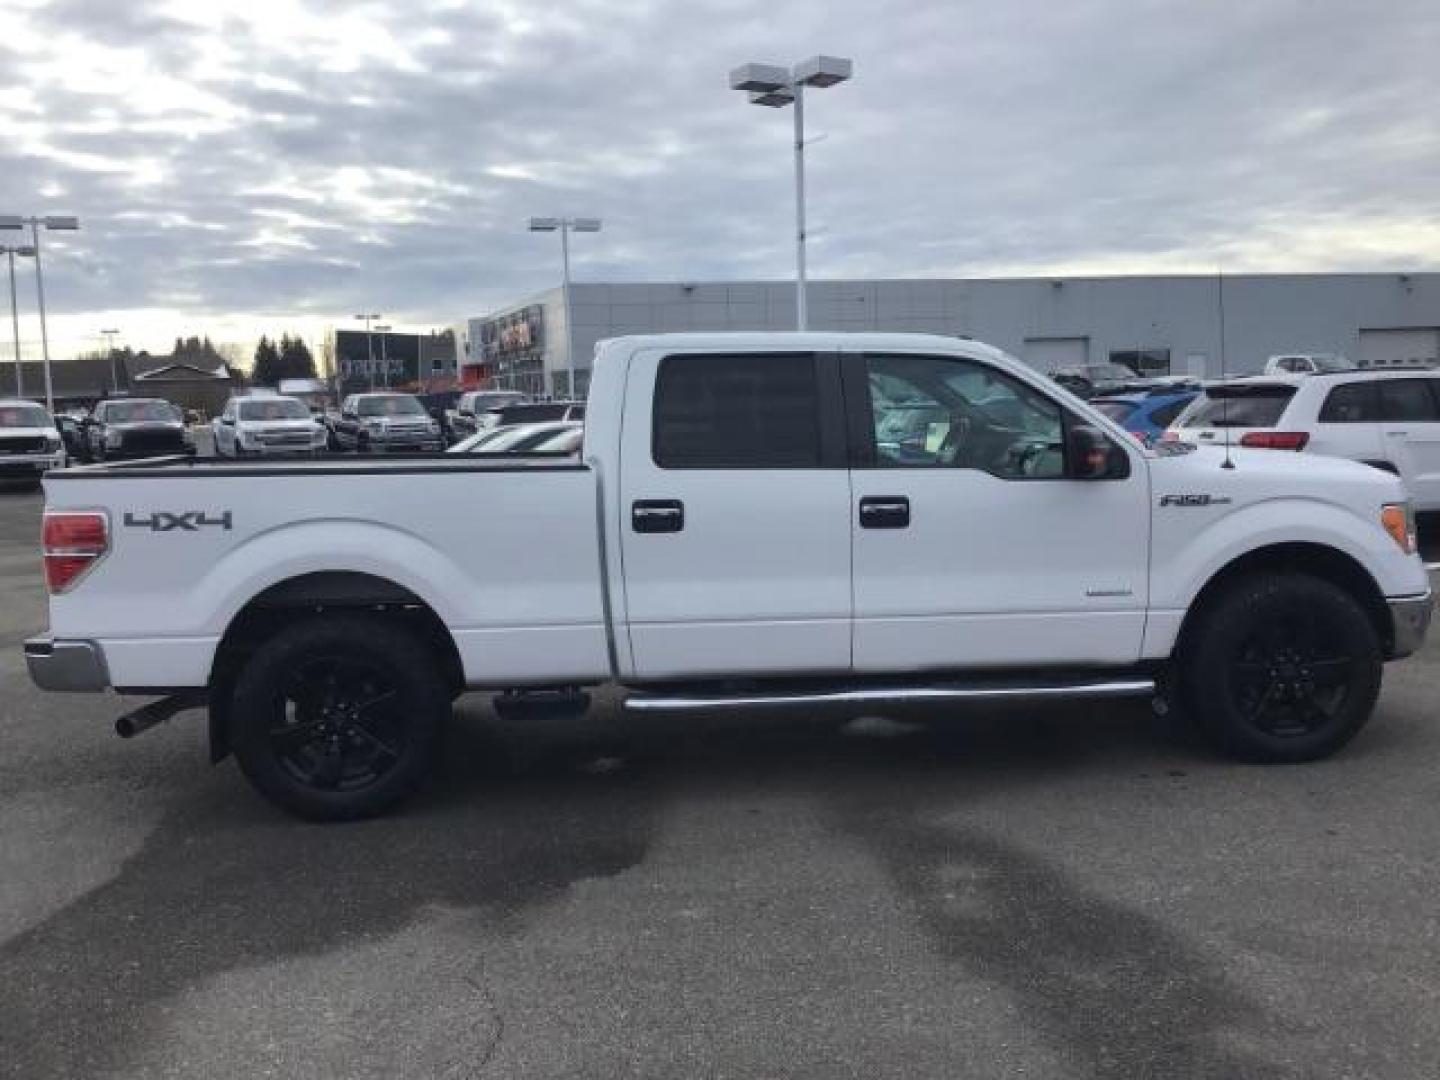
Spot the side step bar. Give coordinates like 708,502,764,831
623,676,1156,715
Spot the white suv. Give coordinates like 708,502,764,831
1167,369,1440,510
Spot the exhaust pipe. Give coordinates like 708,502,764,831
115,691,207,739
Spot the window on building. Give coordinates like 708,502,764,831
653,353,821,468
1377,379,1440,422
1318,382,1379,423
1109,349,1171,375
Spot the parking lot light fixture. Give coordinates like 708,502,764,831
374,324,392,388
528,216,603,398
354,313,381,391
728,55,853,331
3,214,83,413
3,244,35,399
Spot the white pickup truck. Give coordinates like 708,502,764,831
24,333,1433,820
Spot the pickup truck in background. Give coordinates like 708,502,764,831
0,399,67,487
24,333,1433,820
83,397,193,461
328,392,445,453
447,389,530,443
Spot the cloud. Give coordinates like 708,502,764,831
1,0,1437,355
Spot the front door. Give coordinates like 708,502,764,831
847,350,1151,672
618,349,852,679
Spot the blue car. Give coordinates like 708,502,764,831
1090,388,1200,445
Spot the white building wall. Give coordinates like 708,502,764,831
471,273,1440,393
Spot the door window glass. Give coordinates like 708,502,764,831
653,353,820,468
866,354,1065,478
1377,379,1440,422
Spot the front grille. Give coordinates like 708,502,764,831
260,433,313,446
120,431,185,454
0,435,47,454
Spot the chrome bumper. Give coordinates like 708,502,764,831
1387,591,1433,660
23,636,110,691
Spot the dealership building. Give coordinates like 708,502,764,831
458,272,1440,398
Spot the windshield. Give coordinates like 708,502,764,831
102,400,179,422
1313,356,1350,373
473,424,572,453
239,398,309,421
0,404,50,428
1178,385,1297,428
468,392,527,411
1091,400,1138,423
357,396,425,417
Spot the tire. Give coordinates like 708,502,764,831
228,615,448,820
1178,573,1382,763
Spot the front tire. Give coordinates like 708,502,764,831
1178,573,1382,763
228,616,447,820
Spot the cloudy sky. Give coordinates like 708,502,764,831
2,0,1438,360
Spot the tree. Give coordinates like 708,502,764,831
252,335,282,386
277,334,317,380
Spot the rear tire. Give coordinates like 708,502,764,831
1177,573,1381,762
228,615,447,820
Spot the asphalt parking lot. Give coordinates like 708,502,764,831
2,482,1439,1079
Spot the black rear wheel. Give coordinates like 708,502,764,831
1178,573,1382,762
229,616,446,820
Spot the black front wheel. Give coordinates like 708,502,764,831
1178,573,1382,762
229,616,447,820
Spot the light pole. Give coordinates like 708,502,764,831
2,244,35,399
100,328,120,393
729,56,852,331
528,216,601,399
354,313,380,391
374,323,392,388
1,215,80,414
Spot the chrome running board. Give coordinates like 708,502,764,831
623,676,1156,714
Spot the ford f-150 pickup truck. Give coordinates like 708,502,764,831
24,333,1434,820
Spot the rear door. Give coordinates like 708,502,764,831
618,349,852,679
1376,377,1440,510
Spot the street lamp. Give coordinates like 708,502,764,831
1,214,81,413
529,215,601,399
354,313,381,391
2,244,36,399
729,55,852,330
374,324,392,388
100,328,120,393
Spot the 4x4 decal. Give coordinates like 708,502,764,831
123,511,233,532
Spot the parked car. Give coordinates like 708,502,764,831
476,400,585,432
0,400,66,486
1090,387,1201,445
54,414,88,462
1049,362,1142,399
448,390,530,443
23,332,1432,820
447,421,584,455
212,395,327,458
1264,353,1352,376
329,393,444,453
1166,369,1440,510
83,398,193,461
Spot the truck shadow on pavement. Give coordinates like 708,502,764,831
0,700,1290,1078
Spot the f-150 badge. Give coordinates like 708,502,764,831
124,511,233,532
1158,494,1232,508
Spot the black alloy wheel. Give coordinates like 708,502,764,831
268,655,406,793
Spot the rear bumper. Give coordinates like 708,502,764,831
1387,591,1433,660
24,636,110,692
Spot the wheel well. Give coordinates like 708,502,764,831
1177,543,1392,656
207,571,464,762
1361,460,1399,475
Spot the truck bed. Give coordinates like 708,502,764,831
42,453,611,690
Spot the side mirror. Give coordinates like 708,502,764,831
221,416,236,426
1067,424,1128,480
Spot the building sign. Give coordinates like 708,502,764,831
481,305,545,361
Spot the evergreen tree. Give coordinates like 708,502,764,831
277,334,317,380
252,335,282,386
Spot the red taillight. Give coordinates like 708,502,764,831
1239,431,1310,451
42,511,109,593
1160,430,1180,442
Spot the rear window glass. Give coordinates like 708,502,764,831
1318,382,1378,423
1148,399,1191,428
1091,400,1136,423
653,353,821,468
1182,386,1296,428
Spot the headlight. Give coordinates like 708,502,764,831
1381,502,1418,555
182,428,195,445
363,418,385,432
45,435,62,453
427,420,440,434
105,430,122,448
